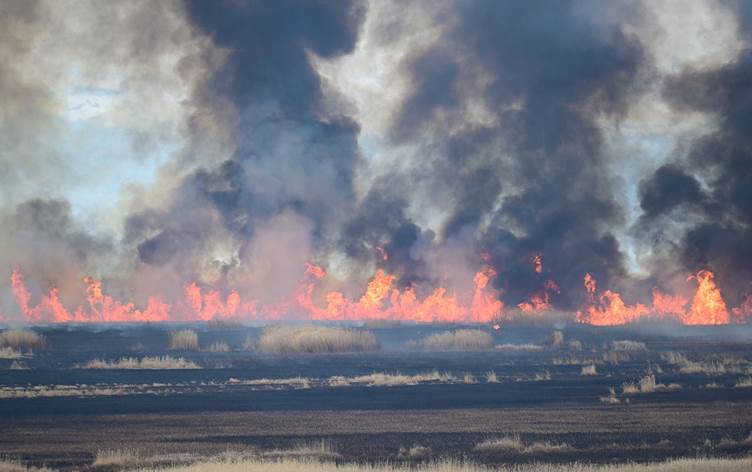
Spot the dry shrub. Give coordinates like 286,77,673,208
463,373,476,384
0,329,45,350
9,361,27,370
599,387,621,404
418,329,493,351
169,329,199,351
485,371,499,383
533,371,551,381
622,375,680,394
83,356,200,369
661,351,689,364
0,347,22,359
611,340,647,351
568,340,583,351
580,364,597,376
207,341,230,352
258,325,378,354
602,350,632,364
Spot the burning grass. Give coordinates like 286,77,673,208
81,356,201,369
258,325,378,354
169,329,199,351
0,329,45,350
417,329,493,351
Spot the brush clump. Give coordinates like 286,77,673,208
169,329,199,351
258,325,378,354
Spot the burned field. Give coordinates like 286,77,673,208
1,322,751,470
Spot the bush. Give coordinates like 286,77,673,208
258,325,378,354
0,329,46,350
418,329,493,351
612,340,647,351
169,329,199,350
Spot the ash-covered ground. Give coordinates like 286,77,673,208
1,322,752,470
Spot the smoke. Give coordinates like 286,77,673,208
3,0,752,320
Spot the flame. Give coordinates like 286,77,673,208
684,270,730,325
578,270,740,326
375,246,389,261
5,262,749,326
6,261,504,324
533,254,543,274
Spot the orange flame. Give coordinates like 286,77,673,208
6,263,749,326
578,270,740,326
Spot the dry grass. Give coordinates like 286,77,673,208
329,370,455,387
207,341,230,352
242,335,255,351
398,445,432,459
599,387,621,404
580,364,597,376
93,448,142,467
474,435,570,454
611,340,647,351
551,330,565,348
660,351,689,364
0,347,22,359
231,377,311,389
82,356,200,369
132,457,752,472
494,343,544,351
418,329,493,351
0,329,45,350
622,375,680,394
258,326,378,354
734,376,752,388
0,459,53,472
677,361,728,375
169,329,199,351
260,441,339,461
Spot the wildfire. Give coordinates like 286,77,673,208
577,270,740,326
5,263,503,324
4,263,749,326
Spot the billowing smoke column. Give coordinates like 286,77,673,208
1,0,752,325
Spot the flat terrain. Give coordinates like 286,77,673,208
1,323,752,470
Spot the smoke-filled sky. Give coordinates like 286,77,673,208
2,0,752,320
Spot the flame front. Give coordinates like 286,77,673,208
577,270,740,326
4,263,750,326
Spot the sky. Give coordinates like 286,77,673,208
1,0,752,320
